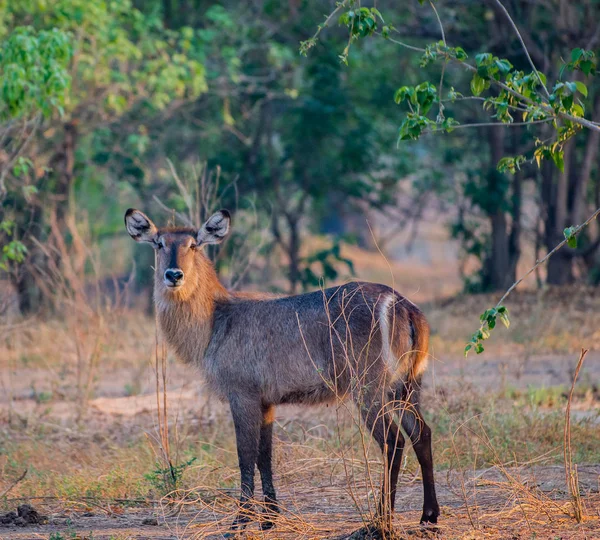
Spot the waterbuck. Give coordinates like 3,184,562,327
125,208,439,532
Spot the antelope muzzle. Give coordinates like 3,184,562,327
164,268,184,288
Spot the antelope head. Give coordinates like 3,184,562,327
124,209,231,299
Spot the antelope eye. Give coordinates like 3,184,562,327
154,240,163,250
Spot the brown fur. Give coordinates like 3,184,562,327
124,209,439,530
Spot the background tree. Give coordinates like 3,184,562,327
2,0,600,316
305,0,600,291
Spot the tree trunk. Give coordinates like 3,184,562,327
15,121,79,313
570,97,600,225
483,126,511,291
507,169,522,281
545,140,575,284
487,209,510,289
287,214,300,294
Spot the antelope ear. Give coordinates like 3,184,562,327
124,209,158,243
197,209,231,246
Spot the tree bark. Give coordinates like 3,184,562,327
483,125,511,291
15,121,79,313
545,140,575,285
570,97,600,225
287,214,300,294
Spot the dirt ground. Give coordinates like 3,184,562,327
1,464,599,539
1,345,599,540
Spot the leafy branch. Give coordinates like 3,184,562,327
303,0,600,357
304,0,600,173
465,207,600,356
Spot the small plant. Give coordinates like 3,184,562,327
144,457,197,497
465,306,510,356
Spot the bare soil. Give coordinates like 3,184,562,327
1,464,599,539
2,321,599,539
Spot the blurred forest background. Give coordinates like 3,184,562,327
1,0,599,318
2,3,600,537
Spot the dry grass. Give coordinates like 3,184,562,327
2,256,600,538
1,316,599,538
427,285,600,357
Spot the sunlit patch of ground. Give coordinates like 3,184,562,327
2,253,600,539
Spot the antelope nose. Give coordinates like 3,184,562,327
164,269,184,285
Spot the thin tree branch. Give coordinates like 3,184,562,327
429,0,446,46
456,61,600,133
424,118,553,134
494,206,600,309
0,469,28,498
492,0,550,99
564,347,588,523
376,32,425,52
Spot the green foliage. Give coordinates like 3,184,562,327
339,7,383,38
0,25,72,120
144,457,196,497
0,220,27,271
550,81,587,116
497,155,526,174
4,0,207,114
314,3,599,175
395,82,458,139
470,53,514,98
394,82,437,114
561,48,597,77
337,7,383,64
465,306,510,356
299,240,354,290
420,41,467,67
0,0,210,287
564,226,578,249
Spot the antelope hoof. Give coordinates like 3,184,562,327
260,519,275,531
419,507,439,524
259,498,280,530
347,523,386,539
223,525,246,538
225,512,251,538
419,507,439,534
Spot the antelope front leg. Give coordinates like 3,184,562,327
227,394,262,535
257,404,279,529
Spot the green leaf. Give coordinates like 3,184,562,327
497,155,525,174
571,48,583,62
565,81,577,94
551,149,565,172
495,58,513,75
580,60,594,76
564,226,578,248
561,94,573,111
475,53,493,66
454,47,468,61
574,81,588,97
471,74,486,96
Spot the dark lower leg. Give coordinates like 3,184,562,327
257,404,279,529
399,391,439,525
229,395,262,531
360,400,405,523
